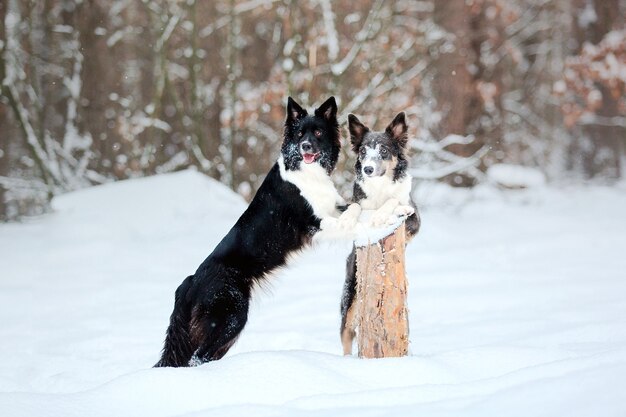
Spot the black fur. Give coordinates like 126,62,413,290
155,96,340,367
340,112,420,354
352,182,367,203
339,247,357,352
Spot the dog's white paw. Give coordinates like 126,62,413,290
382,213,403,226
337,203,361,231
369,210,391,228
393,205,415,217
346,202,362,215
320,216,338,232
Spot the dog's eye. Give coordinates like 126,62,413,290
380,148,388,157
360,148,366,156
298,131,303,137
314,130,322,137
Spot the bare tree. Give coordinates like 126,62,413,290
1,0,624,220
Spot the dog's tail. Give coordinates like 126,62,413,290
154,275,195,367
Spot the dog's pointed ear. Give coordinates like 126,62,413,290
287,97,307,122
315,96,337,121
348,114,369,152
386,112,408,147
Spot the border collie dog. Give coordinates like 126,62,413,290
155,96,346,367
339,112,421,355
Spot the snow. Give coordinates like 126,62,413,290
1,170,626,416
577,2,597,29
487,163,546,188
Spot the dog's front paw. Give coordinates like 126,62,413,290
320,216,338,232
337,203,361,231
393,205,415,218
345,203,362,216
381,213,404,226
369,210,391,228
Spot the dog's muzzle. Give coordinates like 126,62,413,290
300,141,320,164
300,141,313,153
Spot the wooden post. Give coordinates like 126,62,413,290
354,222,409,358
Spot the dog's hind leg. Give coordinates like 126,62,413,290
189,286,249,364
155,275,196,367
341,305,357,355
340,247,358,355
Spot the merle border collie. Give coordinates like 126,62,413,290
155,96,347,367
339,112,421,355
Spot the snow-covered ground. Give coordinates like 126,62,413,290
1,170,625,417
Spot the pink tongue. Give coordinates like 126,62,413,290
303,153,317,164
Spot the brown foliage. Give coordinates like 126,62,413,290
561,29,626,127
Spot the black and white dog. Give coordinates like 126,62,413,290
155,96,348,367
339,112,421,355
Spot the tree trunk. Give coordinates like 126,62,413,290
433,0,473,141
0,0,8,221
354,223,409,358
432,0,482,186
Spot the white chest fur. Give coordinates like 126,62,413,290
358,174,412,209
278,156,344,219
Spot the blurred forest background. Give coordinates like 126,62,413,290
0,0,624,221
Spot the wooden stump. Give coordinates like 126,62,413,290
354,222,409,358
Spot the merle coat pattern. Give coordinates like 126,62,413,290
155,96,343,367
340,112,420,355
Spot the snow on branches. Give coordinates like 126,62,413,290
559,29,626,128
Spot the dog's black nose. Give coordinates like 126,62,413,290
301,141,312,153
363,166,374,175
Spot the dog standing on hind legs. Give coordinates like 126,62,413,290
155,96,357,367
340,112,421,355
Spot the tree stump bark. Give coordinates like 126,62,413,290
354,222,409,358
